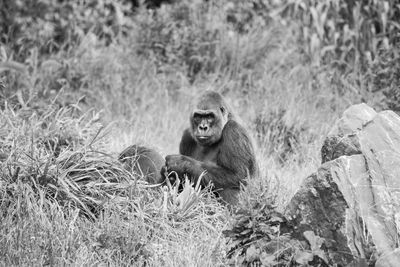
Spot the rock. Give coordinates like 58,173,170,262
327,103,377,136
329,155,373,259
321,134,361,164
286,103,400,266
375,248,400,267
356,110,400,255
118,145,165,184
321,103,377,163
285,162,354,265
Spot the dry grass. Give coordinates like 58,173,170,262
0,102,229,266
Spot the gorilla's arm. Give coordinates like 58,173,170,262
179,128,197,157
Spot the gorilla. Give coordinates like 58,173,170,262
119,145,165,184
162,90,258,205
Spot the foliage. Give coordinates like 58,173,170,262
2,0,400,88
0,0,133,112
162,173,216,221
255,108,303,162
223,205,330,266
368,45,400,112
0,104,137,218
0,0,132,61
275,0,400,110
133,1,241,81
283,0,400,69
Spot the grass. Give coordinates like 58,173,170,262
0,1,380,265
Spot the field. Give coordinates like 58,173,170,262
0,1,399,266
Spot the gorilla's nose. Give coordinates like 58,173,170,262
199,125,209,131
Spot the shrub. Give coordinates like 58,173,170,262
0,0,132,61
254,109,302,162
283,0,400,70
368,45,400,112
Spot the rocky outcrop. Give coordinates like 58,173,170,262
286,103,400,266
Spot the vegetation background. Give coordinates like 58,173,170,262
0,0,399,265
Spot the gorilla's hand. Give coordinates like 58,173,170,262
161,154,200,183
165,154,192,173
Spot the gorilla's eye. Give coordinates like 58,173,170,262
206,114,215,120
193,116,202,124
220,106,225,113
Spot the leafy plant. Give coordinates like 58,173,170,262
223,205,293,266
133,1,225,81
368,45,400,112
161,173,217,221
0,0,133,61
224,206,332,266
282,0,400,71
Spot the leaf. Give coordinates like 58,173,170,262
294,251,314,265
0,61,28,75
303,231,329,264
260,252,278,266
268,216,284,223
222,230,236,238
41,59,62,71
314,250,329,264
240,229,252,235
0,46,7,61
245,245,259,262
176,177,194,207
303,231,324,251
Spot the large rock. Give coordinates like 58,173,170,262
285,161,354,265
286,103,400,266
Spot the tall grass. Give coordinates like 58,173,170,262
0,103,229,265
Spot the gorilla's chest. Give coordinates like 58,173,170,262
191,145,219,163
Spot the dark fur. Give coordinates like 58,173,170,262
119,145,165,184
164,91,258,205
